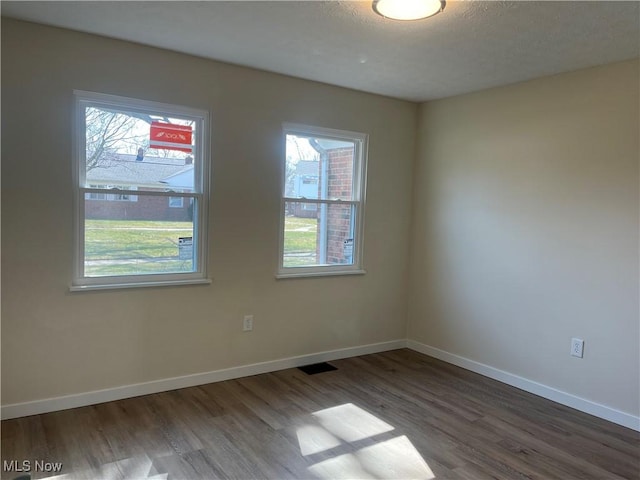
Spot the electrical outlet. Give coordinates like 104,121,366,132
243,315,254,332
571,338,584,358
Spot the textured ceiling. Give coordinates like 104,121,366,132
2,1,638,101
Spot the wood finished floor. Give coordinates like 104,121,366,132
2,349,638,479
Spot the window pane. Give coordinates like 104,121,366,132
169,196,184,208
285,134,355,201
84,197,195,277
85,185,138,202
283,202,355,268
85,106,196,192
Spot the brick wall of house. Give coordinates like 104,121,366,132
315,146,354,264
85,190,192,222
326,147,354,264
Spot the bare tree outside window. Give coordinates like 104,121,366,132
85,108,187,171
85,108,147,171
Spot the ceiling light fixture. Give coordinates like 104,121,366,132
372,0,445,21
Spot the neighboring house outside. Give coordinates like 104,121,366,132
287,160,320,218
85,154,194,221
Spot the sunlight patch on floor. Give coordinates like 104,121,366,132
297,423,343,456
297,403,435,480
312,403,394,442
39,454,167,480
308,435,434,480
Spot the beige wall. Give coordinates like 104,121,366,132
2,18,638,420
1,19,416,405
408,60,639,416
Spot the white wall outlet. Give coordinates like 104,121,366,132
571,338,584,358
243,315,254,332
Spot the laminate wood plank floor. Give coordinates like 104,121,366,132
2,349,638,479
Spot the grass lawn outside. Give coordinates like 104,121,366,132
84,216,319,276
282,215,317,267
85,220,194,276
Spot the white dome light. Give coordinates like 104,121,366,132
373,0,445,21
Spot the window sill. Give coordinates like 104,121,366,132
70,278,212,292
276,269,366,280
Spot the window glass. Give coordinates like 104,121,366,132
84,200,195,277
283,202,355,268
285,135,355,201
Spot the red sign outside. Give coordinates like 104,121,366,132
149,122,193,153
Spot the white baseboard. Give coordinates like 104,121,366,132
406,340,640,432
1,340,406,420
4,338,638,432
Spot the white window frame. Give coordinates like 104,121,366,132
71,90,211,291
278,123,368,278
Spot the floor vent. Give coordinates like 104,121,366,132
298,362,338,375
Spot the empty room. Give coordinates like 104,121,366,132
1,1,638,479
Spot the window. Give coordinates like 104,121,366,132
72,91,210,290
87,191,107,201
169,196,184,208
279,124,368,278
87,185,138,202
113,187,138,202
